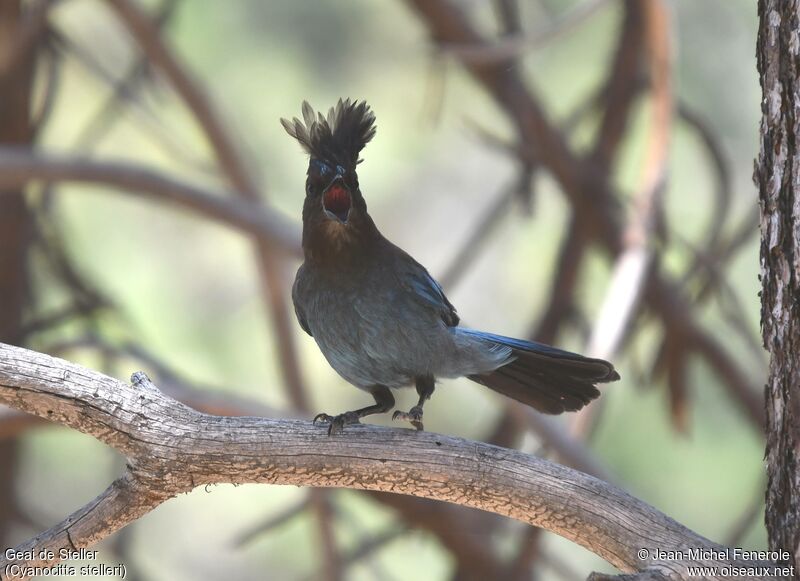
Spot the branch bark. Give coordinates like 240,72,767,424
0,343,784,580
756,0,800,572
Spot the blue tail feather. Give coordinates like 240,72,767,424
459,329,586,360
461,328,619,414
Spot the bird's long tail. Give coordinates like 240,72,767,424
462,330,619,414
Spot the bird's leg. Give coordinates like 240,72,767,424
314,384,395,436
392,375,435,431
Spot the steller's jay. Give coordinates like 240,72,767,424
282,99,620,435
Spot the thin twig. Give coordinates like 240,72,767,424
368,492,505,579
676,100,732,252
47,26,210,172
438,183,517,289
589,0,645,169
528,215,587,343
72,0,180,149
439,0,614,64
505,526,542,580
334,526,406,579
512,407,612,481
232,496,311,547
688,324,765,429
724,478,766,547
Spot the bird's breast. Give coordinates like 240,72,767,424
294,266,451,388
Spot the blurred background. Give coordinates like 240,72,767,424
0,0,766,579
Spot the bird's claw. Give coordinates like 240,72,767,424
392,405,424,431
313,413,334,425
313,411,361,435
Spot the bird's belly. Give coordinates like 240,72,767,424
306,289,446,389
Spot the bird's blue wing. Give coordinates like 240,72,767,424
403,263,460,327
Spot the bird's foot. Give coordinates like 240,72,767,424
313,411,361,436
392,405,424,431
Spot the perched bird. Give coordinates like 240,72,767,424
281,99,619,435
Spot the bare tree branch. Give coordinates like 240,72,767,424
0,343,784,580
439,182,517,289
327,525,406,579
676,101,732,253
575,0,672,438
232,496,312,548
439,0,613,64
513,408,611,481
0,147,301,256
587,0,671,361
0,0,50,80
0,335,295,441
589,0,644,169
366,492,505,579
528,215,588,344
3,471,170,576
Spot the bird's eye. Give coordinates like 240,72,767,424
336,165,345,176
311,159,331,177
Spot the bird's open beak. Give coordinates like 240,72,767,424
322,177,352,224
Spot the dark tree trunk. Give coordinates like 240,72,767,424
0,0,37,545
756,0,800,574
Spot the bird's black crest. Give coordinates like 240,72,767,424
281,99,376,168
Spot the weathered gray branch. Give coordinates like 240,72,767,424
0,343,784,580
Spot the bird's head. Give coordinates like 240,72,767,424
281,99,378,258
